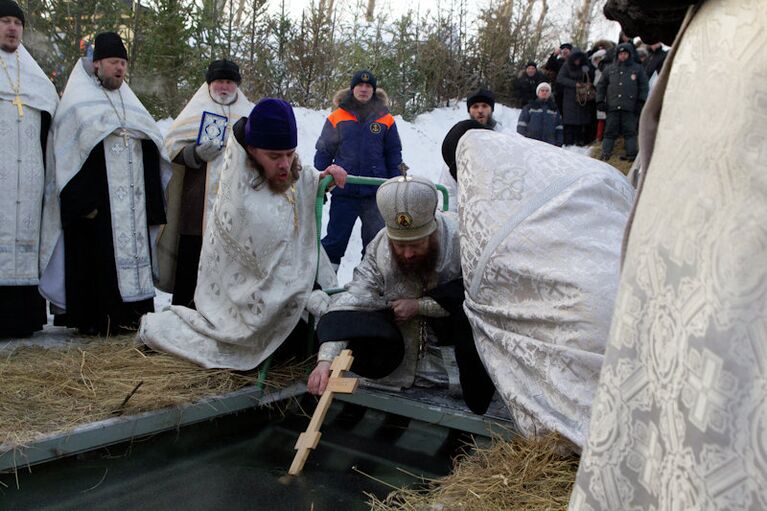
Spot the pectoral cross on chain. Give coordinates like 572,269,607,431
119,128,130,147
12,95,24,118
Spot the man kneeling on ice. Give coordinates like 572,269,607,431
139,99,345,370
306,176,496,414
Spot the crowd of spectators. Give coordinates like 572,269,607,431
512,32,667,160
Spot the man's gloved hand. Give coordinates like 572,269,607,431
305,289,331,317
597,102,607,112
194,140,223,162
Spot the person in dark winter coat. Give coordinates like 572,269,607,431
516,82,563,147
596,43,649,160
514,61,547,107
643,42,667,79
545,43,572,114
314,70,403,269
556,49,595,146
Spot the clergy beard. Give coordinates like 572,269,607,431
211,90,237,105
97,69,123,91
390,233,440,278
246,153,301,194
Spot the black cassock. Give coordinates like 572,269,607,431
0,113,51,338
55,140,166,335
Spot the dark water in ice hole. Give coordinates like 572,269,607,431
0,397,477,510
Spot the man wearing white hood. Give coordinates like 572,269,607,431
41,32,169,336
0,0,59,337
158,59,253,307
139,99,346,371
442,121,635,449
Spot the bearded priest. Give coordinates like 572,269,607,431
158,59,253,308
140,99,345,370
0,0,59,338
40,32,169,336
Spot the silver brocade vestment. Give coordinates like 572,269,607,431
571,0,767,508
157,83,254,292
321,212,463,389
457,129,634,448
140,138,335,370
40,58,171,308
0,46,58,286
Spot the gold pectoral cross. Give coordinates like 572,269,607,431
12,95,23,118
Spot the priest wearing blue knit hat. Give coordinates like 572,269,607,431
139,98,347,370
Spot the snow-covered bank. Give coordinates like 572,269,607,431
161,101,591,285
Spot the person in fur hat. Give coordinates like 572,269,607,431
157,59,253,308
314,69,403,271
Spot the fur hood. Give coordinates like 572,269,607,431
332,87,391,108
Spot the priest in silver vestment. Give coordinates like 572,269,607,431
158,59,253,308
570,1,767,508
0,0,59,338
139,99,346,370
39,32,169,336
307,176,497,414
443,122,635,448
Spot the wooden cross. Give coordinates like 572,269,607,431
288,349,358,475
12,95,23,118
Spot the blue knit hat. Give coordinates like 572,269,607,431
244,98,298,150
350,70,377,91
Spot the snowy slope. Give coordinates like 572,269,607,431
295,101,521,284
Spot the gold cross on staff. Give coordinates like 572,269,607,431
12,95,24,118
288,349,358,475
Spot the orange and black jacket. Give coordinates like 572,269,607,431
314,92,403,197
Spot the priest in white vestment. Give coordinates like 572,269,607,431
570,1,767,508
0,1,59,337
158,59,253,307
443,123,635,448
139,99,346,370
40,32,169,336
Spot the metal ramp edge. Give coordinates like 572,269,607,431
0,382,306,473
335,389,515,439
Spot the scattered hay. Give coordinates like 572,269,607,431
368,434,580,511
589,138,634,176
0,335,310,448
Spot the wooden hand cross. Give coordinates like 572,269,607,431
288,349,358,475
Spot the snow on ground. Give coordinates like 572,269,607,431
295,101,527,284
6,102,593,348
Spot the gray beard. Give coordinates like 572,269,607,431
210,90,237,105
1,43,19,53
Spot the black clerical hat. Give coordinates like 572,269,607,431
93,32,128,61
206,59,242,84
0,1,24,25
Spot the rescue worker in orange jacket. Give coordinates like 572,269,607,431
314,69,403,269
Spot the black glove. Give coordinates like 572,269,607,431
597,102,607,112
